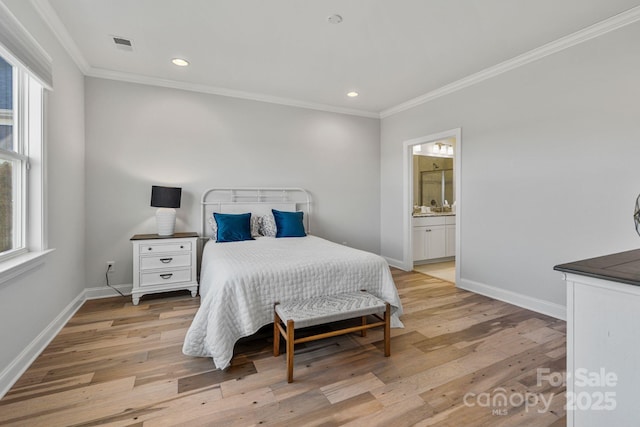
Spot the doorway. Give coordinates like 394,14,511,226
402,128,461,285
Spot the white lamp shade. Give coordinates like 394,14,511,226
155,208,176,236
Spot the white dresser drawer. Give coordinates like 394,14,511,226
140,268,192,287
140,254,191,270
140,241,191,254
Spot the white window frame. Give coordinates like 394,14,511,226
0,45,51,286
0,60,26,261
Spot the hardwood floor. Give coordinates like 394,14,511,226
0,270,567,426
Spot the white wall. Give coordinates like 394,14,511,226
84,77,381,288
381,21,640,311
0,0,85,376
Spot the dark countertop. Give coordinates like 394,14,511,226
131,232,199,240
554,249,640,286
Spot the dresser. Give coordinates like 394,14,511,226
130,232,199,305
555,250,640,426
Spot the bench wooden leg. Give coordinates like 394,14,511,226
361,316,367,337
384,303,391,357
287,319,295,383
273,305,281,357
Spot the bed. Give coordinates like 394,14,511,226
182,188,404,370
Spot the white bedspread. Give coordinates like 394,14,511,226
182,235,404,369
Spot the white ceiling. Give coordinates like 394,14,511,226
42,0,640,116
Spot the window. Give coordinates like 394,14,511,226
0,54,20,258
0,51,44,264
0,4,51,283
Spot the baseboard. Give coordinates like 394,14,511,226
0,291,86,398
383,256,410,271
84,283,133,300
458,278,566,321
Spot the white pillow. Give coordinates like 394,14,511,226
260,214,277,237
250,215,262,237
208,216,218,241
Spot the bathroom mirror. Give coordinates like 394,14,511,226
413,155,454,210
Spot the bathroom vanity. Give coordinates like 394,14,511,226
412,214,455,262
554,250,640,426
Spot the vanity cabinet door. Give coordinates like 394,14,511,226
425,226,446,259
446,223,455,257
413,226,427,261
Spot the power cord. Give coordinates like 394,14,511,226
106,264,125,297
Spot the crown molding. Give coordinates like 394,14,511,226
30,0,90,73
29,0,640,120
27,1,377,118
380,5,640,118
30,1,378,118
85,67,380,118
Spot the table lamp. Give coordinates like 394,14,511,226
150,185,182,236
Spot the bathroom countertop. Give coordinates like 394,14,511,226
413,213,456,217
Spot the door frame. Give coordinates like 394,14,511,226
402,128,461,285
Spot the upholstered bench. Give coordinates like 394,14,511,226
274,291,391,383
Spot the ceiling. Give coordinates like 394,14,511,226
41,0,640,116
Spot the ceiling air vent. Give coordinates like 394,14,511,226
111,35,134,51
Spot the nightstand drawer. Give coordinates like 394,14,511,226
140,268,191,287
140,254,191,270
140,242,192,254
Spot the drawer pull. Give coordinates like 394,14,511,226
148,247,153,251
160,273,173,279
160,258,173,263
180,245,184,249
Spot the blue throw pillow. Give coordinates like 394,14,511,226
214,212,253,243
272,209,306,238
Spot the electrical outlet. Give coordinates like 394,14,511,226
107,261,115,273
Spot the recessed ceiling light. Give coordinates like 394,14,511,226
347,91,359,98
328,14,343,24
172,58,189,67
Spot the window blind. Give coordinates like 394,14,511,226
0,2,52,90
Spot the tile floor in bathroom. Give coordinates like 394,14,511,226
413,260,455,283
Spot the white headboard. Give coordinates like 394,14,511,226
200,187,312,238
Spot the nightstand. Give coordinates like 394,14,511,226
130,232,199,305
